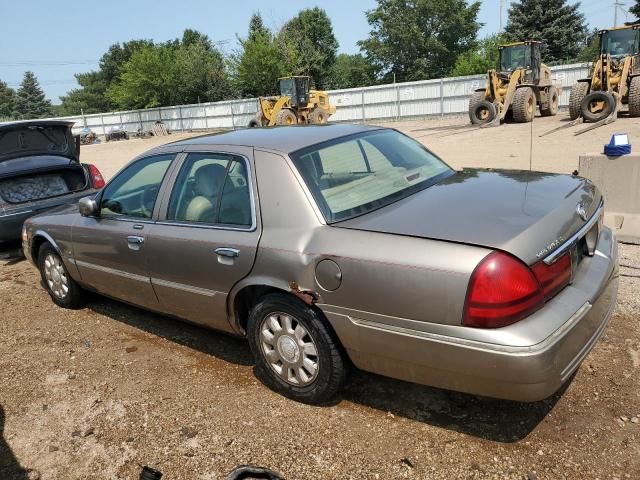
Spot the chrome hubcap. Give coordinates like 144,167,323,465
43,253,69,299
260,312,319,386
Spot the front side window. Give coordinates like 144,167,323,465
167,153,252,227
290,130,453,223
602,29,639,57
99,154,174,219
500,45,530,72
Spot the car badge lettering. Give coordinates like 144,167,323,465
576,202,588,222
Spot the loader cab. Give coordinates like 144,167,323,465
499,41,543,82
279,76,310,108
599,26,640,58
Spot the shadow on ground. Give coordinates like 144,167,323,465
0,405,33,480
86,295,563,443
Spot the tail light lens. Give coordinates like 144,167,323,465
87,164,105,189
531,252,572,300
463,252,544,328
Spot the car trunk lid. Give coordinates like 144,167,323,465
336,169,601,265
0,120,78,163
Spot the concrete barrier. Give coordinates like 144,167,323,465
579,154,640,244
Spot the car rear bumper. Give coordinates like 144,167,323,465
323,228,619,402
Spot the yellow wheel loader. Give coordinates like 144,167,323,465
248,76,336,127
469,41,560,125
569,25,640,123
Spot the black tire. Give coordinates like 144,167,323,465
469,100,497,125
629,76,640,117
512,87,536,123
468,91,487,123
569,82,589,120
247,293,348,404
248,119,261,128
581,91,616,123
38,243,85,309
308,108,329,124
540,86,559,117
275,109,298,126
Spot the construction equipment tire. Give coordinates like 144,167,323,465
470,100,496,125
580,91,616,123
629,76,640,117
275,109,298,126
248,119,261,128
468,92,487,123
569,82,589,120
512,87,536,123
309,108,329,124
540,86,559,117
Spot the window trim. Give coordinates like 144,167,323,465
95,153,177,223
157,151,257,232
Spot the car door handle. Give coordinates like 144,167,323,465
215,247,240,258
127,235,145,245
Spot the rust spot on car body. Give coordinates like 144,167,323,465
288,281,319,305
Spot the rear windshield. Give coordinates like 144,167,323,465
0,125,71,159
290,130,453,223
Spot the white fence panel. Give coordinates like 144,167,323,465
4,62,592,135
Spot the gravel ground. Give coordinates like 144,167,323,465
0,116,639,479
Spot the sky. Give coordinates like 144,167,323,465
0,0,623,103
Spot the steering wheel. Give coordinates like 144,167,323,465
140,185,159,218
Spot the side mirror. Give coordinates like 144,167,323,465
79,196,99,217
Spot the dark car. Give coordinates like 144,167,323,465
22,125,617,404
0,120,105,244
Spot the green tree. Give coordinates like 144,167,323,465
504,0,587,63
107,45,179,109
59,71,111,115
107,32,231,109
0,80,16,119
576,29,600,63
60,39,152,114
359,0,481,82
327,54,376,89
451,34,503,76
174,42,231,103
232,14,286,97
631,1,640,19
14,71,53,119
247,12,270,41
277,7,339,87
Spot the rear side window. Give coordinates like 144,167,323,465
167,153,252,227
100,154,174,219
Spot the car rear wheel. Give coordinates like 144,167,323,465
38,243,85,309
247,293,348,404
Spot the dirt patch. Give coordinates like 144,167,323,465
0,244,638,479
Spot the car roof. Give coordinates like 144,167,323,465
0,119,75,130
166,124,384,155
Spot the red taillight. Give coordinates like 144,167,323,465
87,164,105,189
463,252,544,328
531,252,572,300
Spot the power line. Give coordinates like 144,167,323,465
0,60,99,67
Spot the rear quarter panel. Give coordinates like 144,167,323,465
235,149,490,331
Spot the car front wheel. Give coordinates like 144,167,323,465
247,293,348,404
38,243,85,309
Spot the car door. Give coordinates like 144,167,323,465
146,147,261,333
72,153,177,310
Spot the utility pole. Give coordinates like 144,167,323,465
614,0,627,27
499,0,504,32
